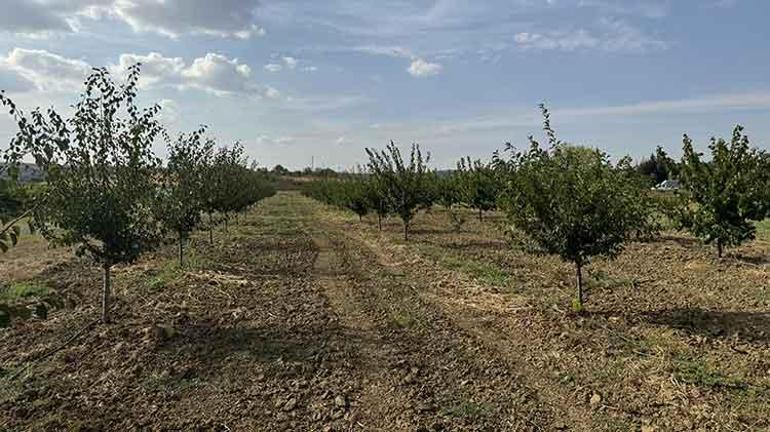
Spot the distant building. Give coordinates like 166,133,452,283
0,163,44,183
653,179,680,191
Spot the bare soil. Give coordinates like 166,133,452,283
2,191,770,431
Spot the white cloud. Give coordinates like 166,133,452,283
556,91,770,118
598,18,668,52
110,0,266,39
282,56,298,69
514,19,667,53
0,0,266,39
256,134,295,147
371,90,770,138
110,52,271,97
0,48,90,92
264,86,281,99
352,45,414,59
111,52,186,87
0,0,75,37
407,58,442,78
264,56,315,74
157,98,180,124
264,63,282,73
180,53,254,96
0,48,279,100
514,30,599,51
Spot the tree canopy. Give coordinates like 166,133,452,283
496,105,655,311
1,65,164,322
366,142,432,240
678,126,766,258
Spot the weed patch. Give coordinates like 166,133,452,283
673,357,747,390
0,281,50,303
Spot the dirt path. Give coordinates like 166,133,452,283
324,224,596,430
307,217,556,430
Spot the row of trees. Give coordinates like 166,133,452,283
304,105,770,311
0,66,275,322
303,145,500,240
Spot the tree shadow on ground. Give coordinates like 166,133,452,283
642,308,770,342
409,227,454,236
654,234,701,248
158,319,371,381
728,252,770,267
443,240,509,251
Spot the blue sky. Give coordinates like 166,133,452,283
0,0,769,170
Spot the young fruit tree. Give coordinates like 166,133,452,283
0,65,164,323
678,126,765,258
157,127,214,266
366,174,391,231
302,176,373,222
201,144,243,240
456,157,498,222
496,105,655,312
433,171,467,232
345,178,372,221
366,141,432,240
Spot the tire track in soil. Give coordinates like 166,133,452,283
333,224,601,431
306,207,557,431
311,232,419,430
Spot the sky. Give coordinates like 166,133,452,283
0,0,769,170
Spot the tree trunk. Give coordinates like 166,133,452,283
209,213,214,244
403,220,409,241
101,263,112,324
358,214,362,222
378,214,382,231
178,232,185,267
224,214,229,234
478,208,483,222
716,239,723,259
574,261,584,312
0,207,33,238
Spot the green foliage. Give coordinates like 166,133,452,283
496,105,655,309
1,65,164,322
0,281,50,303
156,127,214,264
366,171,391,230
674,357,747,390
0,218,21,253
456,157,498,220
366,142,432,240
678,126,765,257
0,178,40,252
0,307,9,327
432,172,467,231
2,65,164,266
158,127,214,237
202,144,275,225
0,178,23,219
636,145,679,186
302,176,375,221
